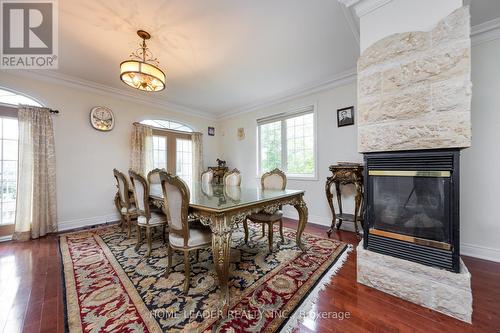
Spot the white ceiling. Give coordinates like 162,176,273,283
45,0,500,117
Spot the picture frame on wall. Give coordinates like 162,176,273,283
208,126,215,136
337,106,354,127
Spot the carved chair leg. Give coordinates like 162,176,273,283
120,214,125,232
183,251,190,293
146,227,152,257
279,219,284,242
262,223,266,237
166,245,172,276
135,225,142,251
243,220,249,244
126,215,132,238
267,222,274,252
162,224,167,243
195,249,199,262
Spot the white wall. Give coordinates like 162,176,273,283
359,0,462,51
0,72,219,231
219,82,362,229
460,37,500,262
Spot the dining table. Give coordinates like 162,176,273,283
149,182,309,315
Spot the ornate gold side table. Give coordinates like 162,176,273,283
325,163,364,238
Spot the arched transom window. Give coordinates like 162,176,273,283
140,119,193,132
0,88,42,107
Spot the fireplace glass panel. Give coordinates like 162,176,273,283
371,175,450,243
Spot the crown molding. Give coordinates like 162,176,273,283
5,69,213,119
218,68,357,120
338,0,394,18
339,2,360,45
471,17,500,46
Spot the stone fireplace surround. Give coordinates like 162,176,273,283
356,6,473,323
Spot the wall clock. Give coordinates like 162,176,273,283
90,106,115,131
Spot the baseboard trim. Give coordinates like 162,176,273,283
58,213,121,232
0,235,12,242
461,243,500,263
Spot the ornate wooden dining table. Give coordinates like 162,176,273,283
149,182,308,315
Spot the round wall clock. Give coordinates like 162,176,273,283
90,106,115,131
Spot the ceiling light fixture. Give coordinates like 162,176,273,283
120,30,166,92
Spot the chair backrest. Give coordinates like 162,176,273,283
223,169,241,186
113,169,130,210
129,170,150,219
160,171,190,246
147,168,164,185
261,168,287,190
201,169,214,185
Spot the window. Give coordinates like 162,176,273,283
152,136,167,169
141,120,194,187
258,106,316,178
0,117,18,226
140,119,193,132
176,139,193,186
0,87,42,237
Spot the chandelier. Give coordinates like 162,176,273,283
120,30,166,92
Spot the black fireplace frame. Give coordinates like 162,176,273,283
363,149,460,272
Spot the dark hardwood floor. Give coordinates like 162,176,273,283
0,219,498,333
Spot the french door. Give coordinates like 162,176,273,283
152,129,193,186
0,116,18,237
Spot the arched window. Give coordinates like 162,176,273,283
140,119,194,186
140,119,193,132
0,88,43,107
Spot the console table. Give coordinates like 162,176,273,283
325,163,364,238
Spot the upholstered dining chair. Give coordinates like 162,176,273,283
147,168,164,185
113,169,138,238
129,170,168,257
243,168,286,252
223,168,241,186
201,169,214,185
160,171,212,293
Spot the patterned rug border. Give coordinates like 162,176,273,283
60,224,350,333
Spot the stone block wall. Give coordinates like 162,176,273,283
357,7,472,152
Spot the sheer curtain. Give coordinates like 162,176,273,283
13,105,57,241
191,132,203,182
130,123,153,176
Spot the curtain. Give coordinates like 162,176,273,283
191,132,203,182
130,123,153,176
13,105,57,241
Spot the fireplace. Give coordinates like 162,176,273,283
363,149,460,272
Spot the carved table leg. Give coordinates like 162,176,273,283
294,195,309,252
335,181,343,230
325,177,337,238
211,214,233,316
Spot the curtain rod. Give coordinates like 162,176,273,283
0,103,60,114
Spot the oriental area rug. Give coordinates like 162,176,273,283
59,223,350,333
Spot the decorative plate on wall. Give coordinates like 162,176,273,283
90,106,114,131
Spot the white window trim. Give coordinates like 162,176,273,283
256,103,318,181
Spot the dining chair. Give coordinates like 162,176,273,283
129,170,168,257
223,168,241,186
147,168,164,185
201,169,214,184
160,171,212,293
244,168,286,252
113,169,138,238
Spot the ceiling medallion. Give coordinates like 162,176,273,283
120,30,166,92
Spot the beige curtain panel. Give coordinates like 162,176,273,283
13,105,57,241
130,123,154,176
191,132,203,182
